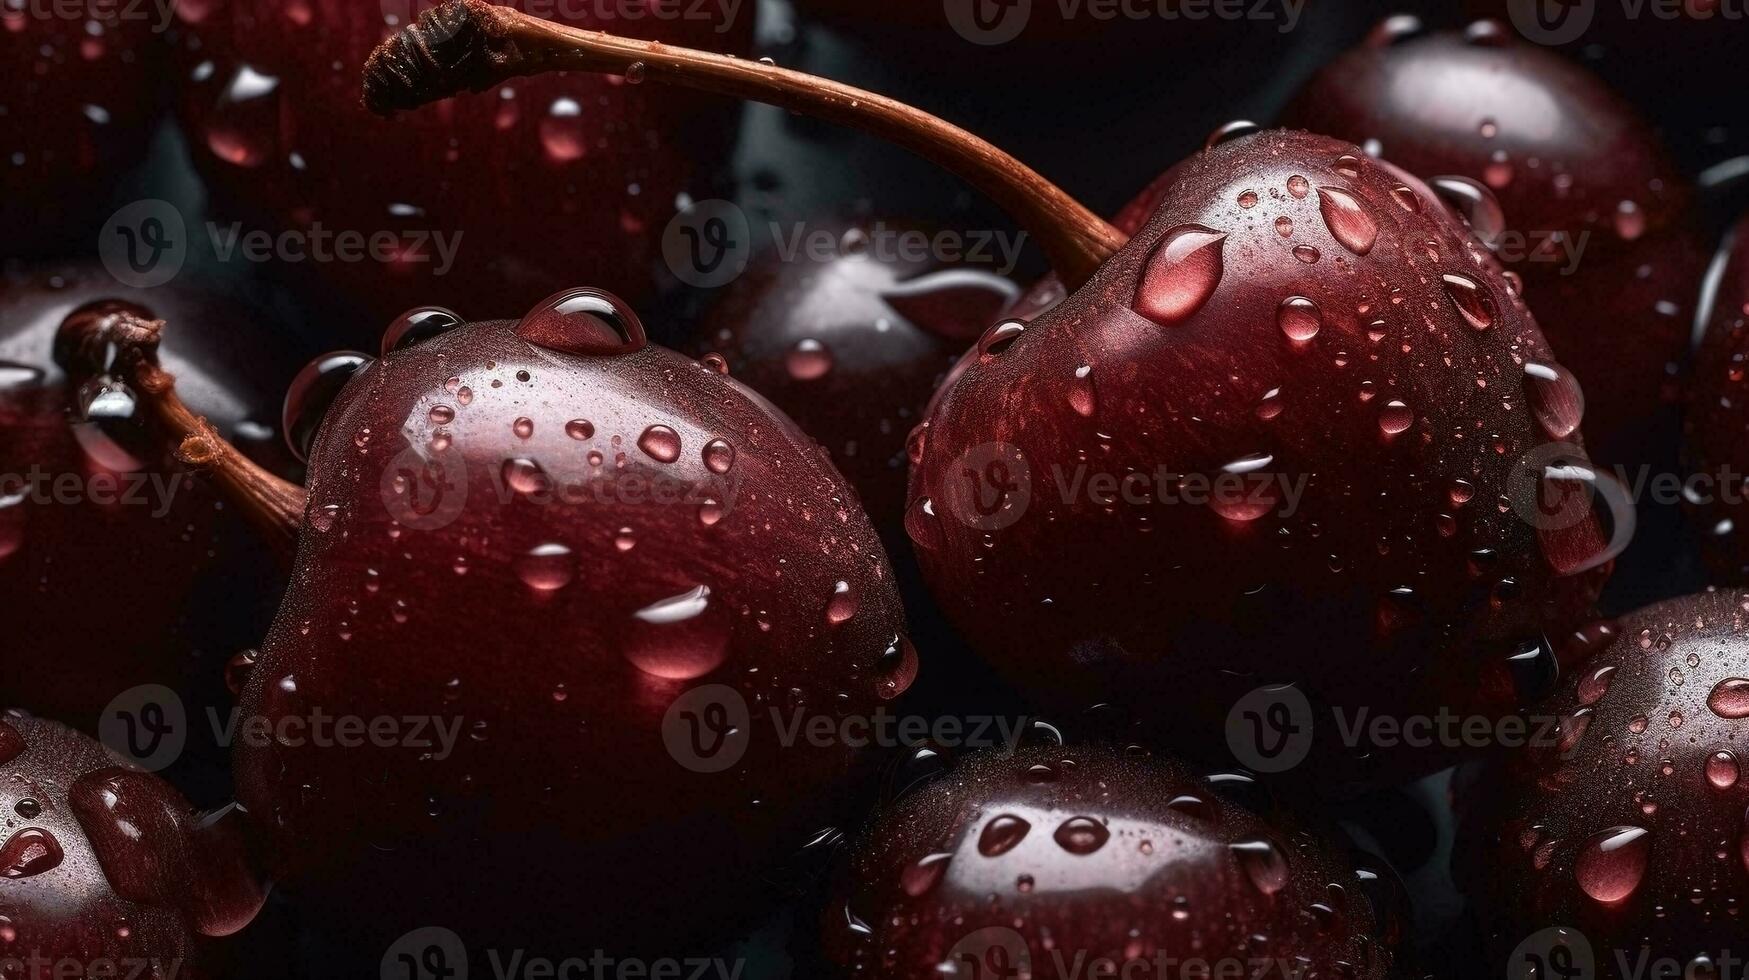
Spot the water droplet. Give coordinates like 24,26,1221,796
516,288,646,356
1441,273,1497,331
1614,201,1646,241
1378,400,1414,437
1278,296,1322,342
1292,244,1321,264
1204,119,1260,149
382,306,464,356
1709,678,1749,718
1524,362,1586,439
967,814,1033,862
282,351,372,462
901,852,952,896
1287,175,1310,198
638,425,682,463
501,458,549,496
977,319,1027,359
785,339,834,380
825,580,858,625
539,97,587,162
1428,176,1506,245
1317,187,1378,255
0,828,63,879
1053,817,1110,855
1134,225,1227,326
517,543,574,592
1390,184,1422,212
1230,838,1289,895
513,417,535,439
1574,826,1650,904
566,419,595,440
623,585,727,680
1707,750,1740,789
1576,664,1618,705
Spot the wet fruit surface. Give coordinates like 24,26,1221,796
0,712,265,979
168,0,752,326
824,744,1400,978
906,129,1618,784
690,221,1018,526
1686,214,1749,575
0,262,301,735
1283,19,1704,464
0,5,163,251
233,294,913,950
1457,592,1749,980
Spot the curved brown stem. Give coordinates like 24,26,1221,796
363,0,1125,290
55,304,306,550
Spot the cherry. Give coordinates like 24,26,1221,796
1454,591,1749,980
823,743,1403,978
0,711,266,978
0,261,304,739
0,4,164,252
166,0,753,326
1282,16,1706,464
1685,212,1749,575
97,286,913,951
367,3,1629,784
687,219,1019,525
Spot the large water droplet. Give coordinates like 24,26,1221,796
1707,750,1740,789
1709,678,1749,719
381,307,464,356
1054,817,1110,855
623,585,728,680
1317,187,1378,255
638,425,682,463
517,543,574,592
1441,273,1497,331
282,351,372,463
1278,296,1322,343
1524,362,1586,439
0,828,63,879
1134,225,1226,327
1428,176,1506,247
1230,838,1289,895
785,339,834,380
1574,826,1650,904
901,852,952,896
516,288,646,356
978,815,1031,856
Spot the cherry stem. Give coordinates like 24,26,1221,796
363,0,1125,289
54,305,307,550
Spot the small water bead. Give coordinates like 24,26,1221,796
1292,244,1321,264
1574,826,1651,904
1614,201,1646,241
624,61,646,84
701,438,735,474
1317,186,1378,255
516,543,575,592
1255,387,1284,421
637,425,682,463
1524,362,1586,439
516,288,646,356
12,799,40,820
623,585,727,680
1053,817,1110,855
428,405,455,424
501,458,548,496
977,319,1027,360
699,352,729,375
1441,273,1497,331
381,306,464,356
1287,175,1310,198
539,97,587,162
1389,184,1422,212
1134,225,1227,327
1378,400,1414,437
513,417,535,439
1576,664,1618,705
1204,119,1261,149
1707,750,1741,789
1275,216,1293,237
1334,155,1364,178
1428,176,1506,244
1238,190,1259,209
901,852,952,897
614,527,637,552
785,338,834,380
826,580,858,625
566,419,595,440
978,815,1031,856
1278,296,1323,342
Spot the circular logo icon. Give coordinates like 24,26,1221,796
99,200,188,289
1507,926,1595,980
942,442,1032,531
98,684,188,772
662,199,752,288
662,683,751,773
382,926,469,980
1226,684,1314,774
1507,441,1597,533
944,0,1031,45
941,926,1031,979
1506,0,1595,44
381,444,470,532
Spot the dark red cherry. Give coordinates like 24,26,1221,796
825,744,1401,978
1686,213,1749,574
101,289,913,951
0,712,266,977
167,0,752,326
0,262,305,736
1455,592,1749,980
688,220,1019,526
908,130,1622,783
1282,18,1705,463
0,5,164,251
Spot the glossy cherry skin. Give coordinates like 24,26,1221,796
906,129,1615,785
690,221,1019,526
233,303,913,951
0,6,164,252
824,744,1400,978
0,262,300,734
1455,592,1749,980
1282,18,1704,463
168,1,752,326
0,712,266,980
1686,214,1749,575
